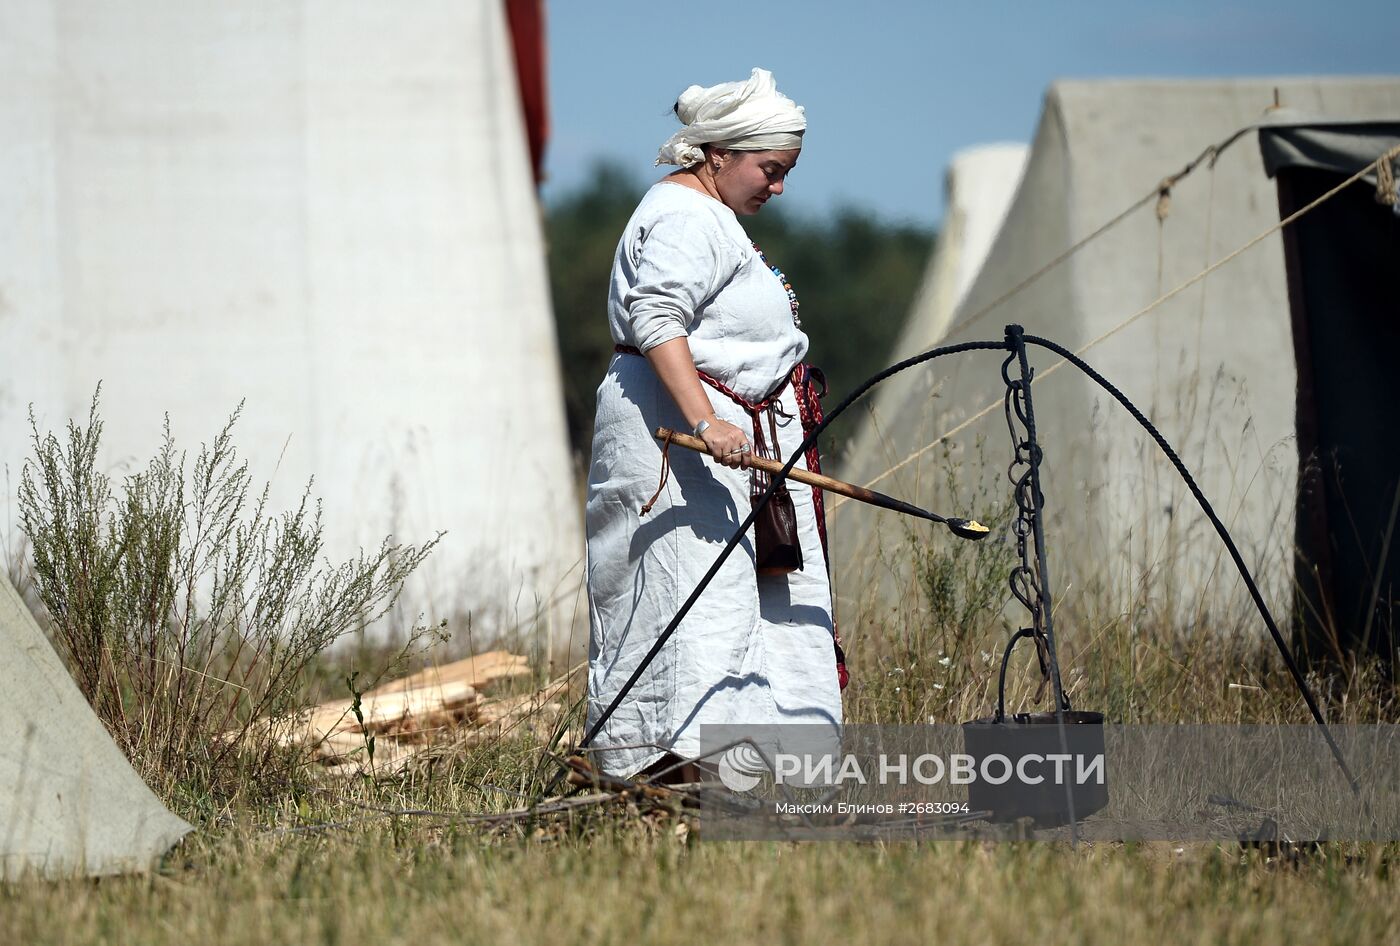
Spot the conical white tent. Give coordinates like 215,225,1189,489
0,577,191,880
0,1,581,655
833,78,1400,629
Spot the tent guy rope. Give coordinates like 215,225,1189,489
832,141,1400,512
938,122,1259,343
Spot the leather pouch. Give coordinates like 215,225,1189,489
751,407,802,575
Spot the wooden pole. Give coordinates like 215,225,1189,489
653,427,988,539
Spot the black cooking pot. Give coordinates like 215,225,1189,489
961,709,1108,826
960,628,1108,827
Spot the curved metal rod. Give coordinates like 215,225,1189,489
554,329,1362,803
549,339,1010,793
996,629,1040,722
1023,333,1360,796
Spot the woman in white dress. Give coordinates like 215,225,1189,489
585,69,844,779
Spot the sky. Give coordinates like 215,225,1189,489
542,0,1399,228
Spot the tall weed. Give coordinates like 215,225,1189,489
18,390,440,806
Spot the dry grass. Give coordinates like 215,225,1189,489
2,787,1397,946
9,399,1400,945
836,429,1398,731
5,552,1395,946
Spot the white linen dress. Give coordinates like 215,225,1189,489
585,182,843,777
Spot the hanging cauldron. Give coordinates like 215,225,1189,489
962,629,1108,827
953,326,1109,828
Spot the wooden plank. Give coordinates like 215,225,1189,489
366,650,531,696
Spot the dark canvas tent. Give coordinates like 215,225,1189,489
1261,120,1400,661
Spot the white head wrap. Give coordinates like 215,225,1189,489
655,68,806,168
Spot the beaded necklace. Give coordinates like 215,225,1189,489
753,243,801,328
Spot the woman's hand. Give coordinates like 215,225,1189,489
642,339,750,469
699,418,751,469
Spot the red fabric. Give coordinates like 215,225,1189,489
693,366,790,450
790,364,849,690
615,345,849,689
504,0,548,184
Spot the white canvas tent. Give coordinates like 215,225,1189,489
845,144,1027,493
0,576,191,880
832,78,1400,636
900,144,1030,353
0,1,582,655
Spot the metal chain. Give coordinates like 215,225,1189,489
1001,351,1063,710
